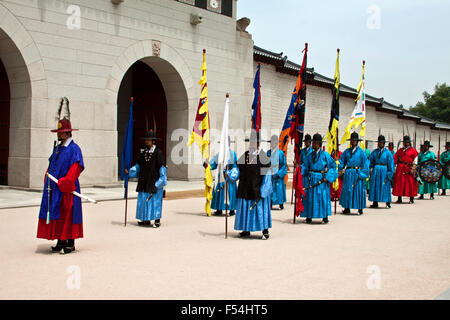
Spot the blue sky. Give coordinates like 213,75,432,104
237,0,450,108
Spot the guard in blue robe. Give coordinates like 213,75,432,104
38,117,84,254
267,135,288,209
301,133,338,223
209,149,238,216
234,134,272,240
127,131,167,228
368,135,395,208
338,132,370,215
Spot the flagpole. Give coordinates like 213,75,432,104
225,180,228,239
124,187,128,226
293,166,298,224
291,164,295,204
123,96,134,227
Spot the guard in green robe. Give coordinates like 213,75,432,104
438,142,450,195
418,141,437,200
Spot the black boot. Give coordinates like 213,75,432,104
51,240,65,252
306,218,312,224
343,208,350,214
418,194,424,200
358,209,364,215
396,197,402,204
442,190,446,196
386,202,391,209
370,202,379,208
323,217,329,224
213,210,223,216
430,193,434,200
229,210,236,217
262,229,269,240
61,239,75,254
409,197,415,204
239,231,251,238
153,219,161,228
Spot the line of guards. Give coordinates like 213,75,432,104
37,118,450,253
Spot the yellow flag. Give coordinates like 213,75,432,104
187,50,212,216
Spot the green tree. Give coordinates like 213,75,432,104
410,83,450,123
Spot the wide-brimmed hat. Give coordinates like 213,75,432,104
377,135,386,143
312,133,323,143
347,132,363,142
423,140,433,148
303,134,312,142
403,135,411,143
51,118,78,133
140,130,160,140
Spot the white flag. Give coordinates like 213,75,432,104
216,94,231,187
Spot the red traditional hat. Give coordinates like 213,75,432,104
51,118,78,133
51,97,78,133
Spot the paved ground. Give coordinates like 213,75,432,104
0,190,449,300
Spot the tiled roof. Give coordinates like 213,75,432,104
253,45,450,130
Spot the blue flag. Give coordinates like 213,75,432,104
121,98,134,198
251,64,261,132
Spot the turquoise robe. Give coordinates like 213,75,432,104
129,165,167,221
368,148,395,203
301,150,338,219
438,151,450,190
267,148,288,205
365,149,371,192
338,147,370,210
234,169,273,232
418,151,438,194
210,150,238,211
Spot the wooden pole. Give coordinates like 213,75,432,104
290,163,295,204
293,166,298,224
124,187,128,226
225,181,228,239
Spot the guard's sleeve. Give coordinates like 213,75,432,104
155,166,168,189
225,166,239,183
260,170,273,199
128,164,140,179
338,151,347,171
58,163,82,193
387,151,395,181
358,151,370,180
325,153,338,183
277,150,288,179
209,154,218,171
368,151,375,169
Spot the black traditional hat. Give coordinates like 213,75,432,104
403,135,411,143
348,132,363,142
312,133,323,143
303,134,312,142
140,130,160,140
423,140,433,148
377,135,386,143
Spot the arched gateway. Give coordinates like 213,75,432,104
106,40,196,181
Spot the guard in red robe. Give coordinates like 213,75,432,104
37,118,84,254
392,136,418,204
